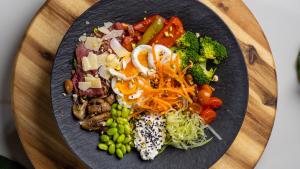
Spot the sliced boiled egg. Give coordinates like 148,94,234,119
148,44,172,68
131,45,155,75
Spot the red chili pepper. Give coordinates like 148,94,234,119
149,16,185,47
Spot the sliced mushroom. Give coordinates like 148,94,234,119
80,112,111,131
87,98,112,114
72,99,88,120
105,94,115,105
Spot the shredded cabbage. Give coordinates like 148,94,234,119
166,111,211,150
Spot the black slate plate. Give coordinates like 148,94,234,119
51,0,248,169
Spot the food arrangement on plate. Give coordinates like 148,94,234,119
64,15,228,160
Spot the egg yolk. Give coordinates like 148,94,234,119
138,51,149,67
115,80,138,95
120,61,139,77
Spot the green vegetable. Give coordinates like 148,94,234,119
188,63,215,84
117,134,125,143
117,104,123,110
107,128,118,136
111,122,117,128
111,109,117,117
165,111,211,150
123,136,131,144
121,145,127,154
100,135,110,142
116,149,124,159
105,118,113,126
122,107,129,118
176,49,205,68
138,16,165,45
108,144,116,155
112,103,118,109
124,125,131,135
113,133,119,142
98,143,108,151
107,140,114,146
116,143,122,149
117,110,122,117
199,36,228,64
72,58,77,70
297,51,300,82
176,31,200,52
126,144,131,153
118,125,125,134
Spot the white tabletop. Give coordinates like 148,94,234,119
0,0,299,168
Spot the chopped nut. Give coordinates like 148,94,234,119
169,34,174,38
169,26,173,31
164,32,170,37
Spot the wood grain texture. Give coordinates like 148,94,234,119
12,0,277,169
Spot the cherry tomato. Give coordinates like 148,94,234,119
190,103,203,113
133,15,161,32
197,89,211,105
150,16,185,47
200,108,217,124
207,97,223,109
201,84,213,95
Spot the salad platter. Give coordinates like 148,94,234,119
12,0,277,169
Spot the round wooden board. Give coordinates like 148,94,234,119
12,0,277,169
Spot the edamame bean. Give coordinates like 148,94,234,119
116,149,123,159
123,136,131,144
121,145,126,154
108,144,115,155
100,135,110,142
117,111,122,117
121,108,129,118
98,143,108,151
117,117,127,124
107,140,114,146
126,144,131,153
111,109,117,117
112,103,118,109
124,125,131,135
116,143,122,149
113,133,119,142
117,134,125,143
111,122,117,128
118,125,124,134
129,141,134,147
107,128,118,136
105,118,113,126
117,104,123,110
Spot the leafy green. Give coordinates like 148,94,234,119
165,111,211,150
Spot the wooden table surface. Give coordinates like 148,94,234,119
12,0,277,168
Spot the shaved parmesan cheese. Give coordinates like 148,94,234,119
97,52,109,67
87,52,98,70
98,66,111,80
98,26,110,34
84,36,102,51
78,82,91,91
82,57,91,71
104,22,113,28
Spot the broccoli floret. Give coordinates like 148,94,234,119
199,36,228,64
176,31,199,52
176,49,205,68
188,63,215,84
